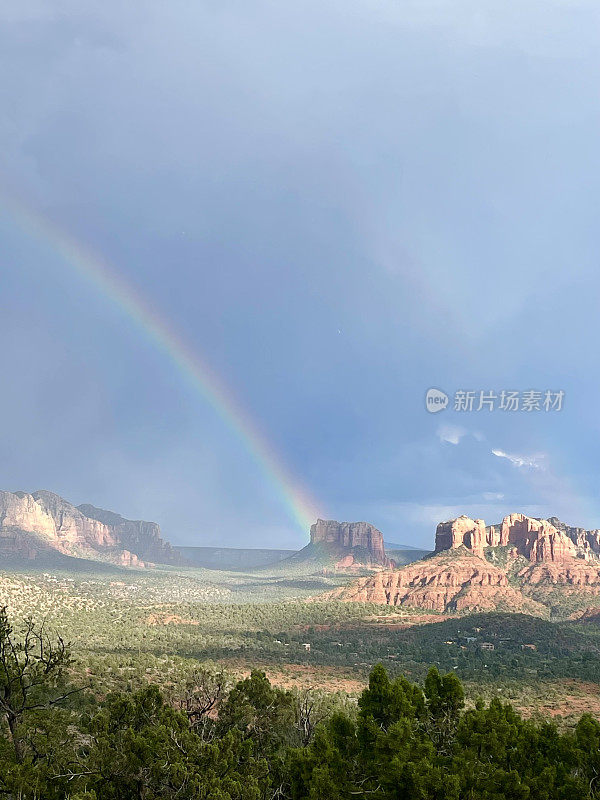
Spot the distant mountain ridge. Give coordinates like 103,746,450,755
0,490,181,568
176,546,295,570
0,496,429,575
385,541,427,551
177,541,430,573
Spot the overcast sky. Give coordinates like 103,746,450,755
1,1,599,549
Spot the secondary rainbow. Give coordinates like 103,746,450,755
3,196,321,534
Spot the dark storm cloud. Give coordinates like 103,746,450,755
1,1,599,548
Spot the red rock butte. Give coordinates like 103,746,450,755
327,512,600,614
310,519,390,566
434,513,584,562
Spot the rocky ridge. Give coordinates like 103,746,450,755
333,548,544,614
0,490,181,568
327,512,600,615
436,513,578,562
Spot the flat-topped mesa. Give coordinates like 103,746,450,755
310,519,389,566
435,512,577,563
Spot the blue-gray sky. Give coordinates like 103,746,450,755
1,1,599,550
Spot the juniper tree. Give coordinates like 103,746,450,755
0,606,78,763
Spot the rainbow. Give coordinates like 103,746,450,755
3,196,322,535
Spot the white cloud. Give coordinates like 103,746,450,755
482,491,504,501
437,424,466,445
491,449,546,470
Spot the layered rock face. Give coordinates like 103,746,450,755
330,511,600,614
435,516,488,558
329,551,543,614
435,513,577,563
500,513,577,562
0,491,181,568
309,519,390,567
77,504,181,565
548,517,600,557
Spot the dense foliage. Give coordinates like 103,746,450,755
1,610,600,799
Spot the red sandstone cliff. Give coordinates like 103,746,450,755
272,519,399,573
434,516,488,558
328,512,600,614
547,517,600,558
435,513,577,563
327,549,543,614
0,490,181,568
310,519,390,566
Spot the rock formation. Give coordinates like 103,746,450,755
435,513,577,563
77,503,181,565
499,513,577,561
329,511,600,614
275,519,394,572
547,517,600,558
310,519,389,565
328,550,543,614
0,490,181,568
435,516,488,558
